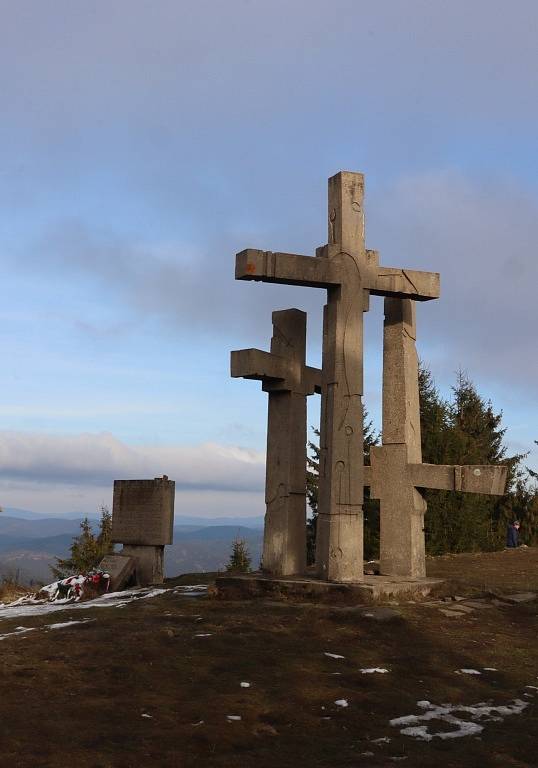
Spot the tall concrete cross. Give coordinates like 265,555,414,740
231,309,321,576
365,297,508,579
235,171,440,582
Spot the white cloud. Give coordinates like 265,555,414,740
0,430,264,492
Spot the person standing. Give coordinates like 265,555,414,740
506,520,521,548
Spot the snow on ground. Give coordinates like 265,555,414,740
324,652,345,659
457,668,482,675
361,667,390,674
0,586,170,622
334,699,349,708
0,626,37,641
390,697,528,741
46,619,95,630
173,585,208,597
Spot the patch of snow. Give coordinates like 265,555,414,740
334,699,348,708
400,725,433,741
458,668,481,675
173,585,208,597
483,668,498,672
525,685,538,690
46,619,94,630
194,633,212,637
141,713,152,719
361,667,390,674
0,586,169,622
324,652,345,659
226,715,241,721
371,736,391,743
0,626,36,641
391,697,528,741
240,682,250,688
363,613,374,618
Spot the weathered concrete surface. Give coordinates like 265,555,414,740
121,544,165,585
112,477,175,547
98,554,135,591
215,572,445,603
231,309,319,576
376,298,426,579
111,476,174,586
315,172,366,583
234,170,440,584
369,297,508,579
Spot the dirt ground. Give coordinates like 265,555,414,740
0,549,537,768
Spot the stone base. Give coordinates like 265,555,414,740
121,544,164,586
215,572,445,603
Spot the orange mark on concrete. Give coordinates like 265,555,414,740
246,262,257,274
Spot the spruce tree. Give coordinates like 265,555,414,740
51,505,113,579
226,538,252,573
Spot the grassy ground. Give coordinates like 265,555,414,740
0,550,537,767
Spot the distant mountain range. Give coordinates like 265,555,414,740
0,510,264,586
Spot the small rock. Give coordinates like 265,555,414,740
450,604,474,614
361,607,401,622
504,592,537,604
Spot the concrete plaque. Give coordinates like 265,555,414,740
112,477,175,546
98,554,136,591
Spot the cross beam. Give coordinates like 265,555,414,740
236,248,440,301
366,297,508,579
231,309,320,576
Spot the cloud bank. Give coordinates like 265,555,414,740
0,431,264,493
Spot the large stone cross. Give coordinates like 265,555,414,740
231,309,320,576
364,297,508,579
236,171,440,582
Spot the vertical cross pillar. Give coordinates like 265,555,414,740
369,297,508,579
379,297,427,577
315,172,366,582
231,309,320,576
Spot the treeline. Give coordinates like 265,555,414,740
307,365,538,560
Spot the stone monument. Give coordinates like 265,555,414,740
231,308,321,575
366,297,508,578
111,475,175,585
235,171,439,582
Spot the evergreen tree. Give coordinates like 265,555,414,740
421,368,525,554
51,505,113,579
226,538,252,573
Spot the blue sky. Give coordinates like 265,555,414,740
1,0,537,516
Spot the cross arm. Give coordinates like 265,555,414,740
235,249,336,288
408,464,508,495
366,268,440,301
231,348,321,395
231,348,288,382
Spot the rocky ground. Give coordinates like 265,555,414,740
0,549,537,768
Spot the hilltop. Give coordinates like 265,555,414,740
0,548,537,767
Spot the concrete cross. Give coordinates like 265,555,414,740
235,171,440,582
231,309,321,576
363,297,508,579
